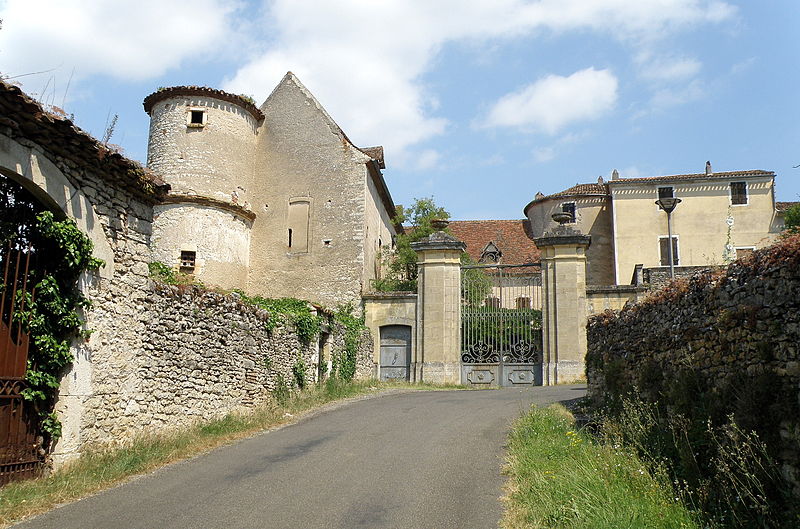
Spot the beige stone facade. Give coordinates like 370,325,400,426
525,169,787,287
144,75,397,309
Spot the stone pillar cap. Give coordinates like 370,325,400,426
410,230,466,252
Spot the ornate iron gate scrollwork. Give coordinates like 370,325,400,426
460,263,543,387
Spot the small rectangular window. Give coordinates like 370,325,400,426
561,202,576,223
658,186,674,199
187,109,205,128
730,182,748,205
659,237,679,266
180,251,196,273
485,297,500,308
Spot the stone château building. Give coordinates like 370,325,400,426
144,72,398,309
524,166,791,288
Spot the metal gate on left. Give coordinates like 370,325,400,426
0,244,44,484
460,264,543,387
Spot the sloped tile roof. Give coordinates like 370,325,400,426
607,169,774,185
0,81,169,204
143,86,265,121
776,201,799,212
448,220,540,269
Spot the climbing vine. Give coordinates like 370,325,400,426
2,195,102,443
230,291,321,344
330,305,366,382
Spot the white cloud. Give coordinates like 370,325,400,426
533,146,556,162
0,0,736,164
0,0,239,82
223,0,735,165
415,149,441,170
481,68,618,134
637,53,702,82
651,79,705,108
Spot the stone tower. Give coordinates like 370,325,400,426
143,87,262,288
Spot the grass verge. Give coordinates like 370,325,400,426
0,379,460,527
502,404,699,529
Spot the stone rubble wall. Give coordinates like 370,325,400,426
587,236,800,494
78,282,374,451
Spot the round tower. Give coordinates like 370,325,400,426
143,86,263,289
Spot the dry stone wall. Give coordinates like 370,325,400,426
81,282,374,448
587,236,800,495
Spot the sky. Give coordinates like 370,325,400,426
1,0,798,220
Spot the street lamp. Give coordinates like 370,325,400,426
655,197,682,278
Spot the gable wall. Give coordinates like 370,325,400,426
248,79,370,308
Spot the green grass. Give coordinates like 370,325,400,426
502,404,699,529
0,379,461,528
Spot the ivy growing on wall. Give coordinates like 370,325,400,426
330,305,365,382
1,177,102,443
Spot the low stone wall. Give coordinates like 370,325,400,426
585,285,647,315
642,265,721,289
587,236,800,495
56,282,373,463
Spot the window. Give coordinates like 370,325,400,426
179,251,196,273
287,199,310,253
515,297,531,309
485,297,500,308
561,202,576,223
659,236,679,266
658,186,674,199
187,109,206,128
730,182,748,205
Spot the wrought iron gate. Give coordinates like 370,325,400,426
461,264,543,387
0,244,43,484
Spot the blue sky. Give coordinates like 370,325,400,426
1,0,798,220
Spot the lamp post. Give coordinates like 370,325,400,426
655,197,682,278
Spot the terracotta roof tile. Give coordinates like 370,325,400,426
776,201,799,212
608,169,774,185
143,86,264,121
0,81,169,203
448,220,540,269
360,146,385,169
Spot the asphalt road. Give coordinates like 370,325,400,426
16,385,585,529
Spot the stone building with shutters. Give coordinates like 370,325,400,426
144,72,398,309
524,166,791,293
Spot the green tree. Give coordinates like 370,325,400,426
374,197,491,300
784,203,800,234
392,197,450,279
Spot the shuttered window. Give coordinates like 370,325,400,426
659,236,679,266
730,182,748,205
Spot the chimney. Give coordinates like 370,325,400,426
705,161,712,175
535,191,545,200
597,175,605,184
611,169,619,180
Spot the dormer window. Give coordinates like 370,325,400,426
480,242,502,263
187,108,206,128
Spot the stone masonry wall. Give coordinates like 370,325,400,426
587,236,800,495
81,282,374,449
